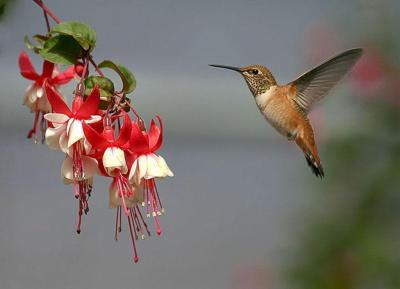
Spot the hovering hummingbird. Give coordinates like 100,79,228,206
210,48,363,178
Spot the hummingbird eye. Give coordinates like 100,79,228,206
251,69,259,75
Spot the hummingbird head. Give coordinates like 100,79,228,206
209,64,277,96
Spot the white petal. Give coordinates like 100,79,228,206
67,120,85,147
156,155,174,177
61,156,73,180
145,154,164,179
102,147,127,176
36,87,44,98
66,118,74,135
138,155,148,180
84,115,102,124
128,159,139,184
108,182,137,209
81,156,100,179
44,113,69,124
61,155,99,181
131,183,145,203
37,95,51,112
45,123,67,150
59,131,70,156
23,84,38,111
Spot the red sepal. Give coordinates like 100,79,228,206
130,121,149,154
52,66,75,85
18,51,38,81
149,115,163,152
44,83,72,116
42,61,55,79
116,112,132,147
76,86,100,119
82,121,109,150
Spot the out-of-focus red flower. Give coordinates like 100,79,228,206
18,50,75,142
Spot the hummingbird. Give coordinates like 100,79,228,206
210,48,363,178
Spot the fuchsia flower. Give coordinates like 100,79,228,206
44,83,101,233
128,117,173,228
83,113,149,262
18,50,75,142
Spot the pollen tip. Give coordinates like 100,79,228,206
134,256,139,263
156,229,162,236
76,229,81,234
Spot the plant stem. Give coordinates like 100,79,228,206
32,0,61,24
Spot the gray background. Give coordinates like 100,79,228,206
0,1,391,289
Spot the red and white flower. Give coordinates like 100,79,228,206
43,83,102,154
18,50,75,141
43,83,102,233
128,116,173,184
127,116,173,236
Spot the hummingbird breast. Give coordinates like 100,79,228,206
255,85,303,139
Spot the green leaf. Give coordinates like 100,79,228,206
98,60,136,94
51,21,96,51
24,35,43,53
84,76,115,100
32,34,49,44
24,35,35,50
39,35,82,65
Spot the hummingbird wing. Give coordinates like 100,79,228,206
289,48,363,114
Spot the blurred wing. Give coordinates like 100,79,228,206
290,48,363,113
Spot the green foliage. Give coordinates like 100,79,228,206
28,21,96,65
39,35,82,65
51,21,96,52
98,60,136,94
24,34,48,53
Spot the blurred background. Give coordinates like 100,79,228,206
1,0,400,288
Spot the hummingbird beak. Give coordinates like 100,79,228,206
209,64,242,73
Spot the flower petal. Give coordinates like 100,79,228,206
102,147,128,175
76,86,100,118
59,131,70,155
51,65,75,85
130,121,149,153
145,154,164,179
148,115,163,151
116,111,132,147
61,156,74,180
44,113,70,124
23,84,38,111
36,87,44,98
45,123,67,150
156,155,174,177
84,115,102,124
108,181,137,209
42,61,55,78
18,51,38,80
128,159,138,184
44,83,72,115
82,121,109,149
67,120,85,147
81,156,100,178
138,155,148,180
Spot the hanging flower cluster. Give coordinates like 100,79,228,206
19,0,173,262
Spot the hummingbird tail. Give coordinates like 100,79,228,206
294,129,324,178
304,153,324,178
